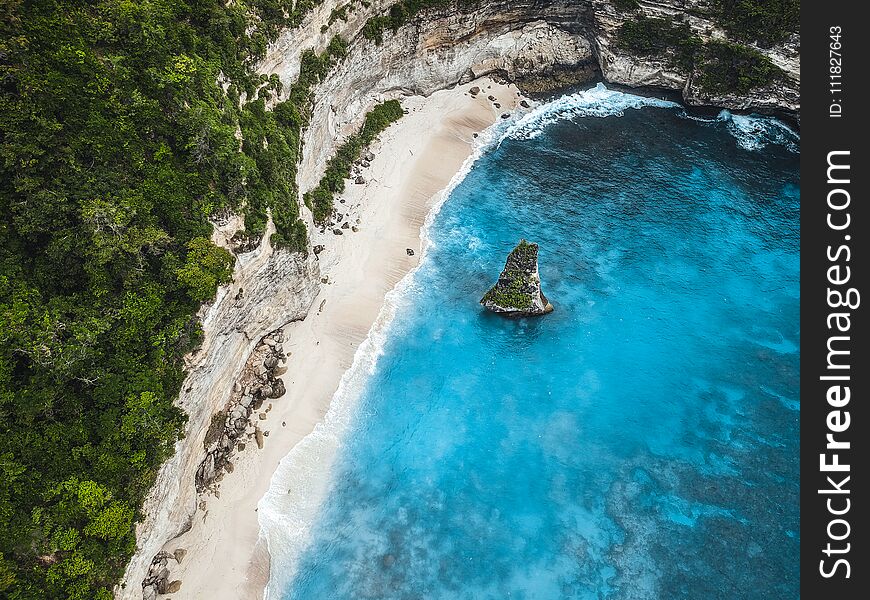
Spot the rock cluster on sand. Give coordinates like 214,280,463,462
142,550,183,599
194,328,288,492
480,240,553,316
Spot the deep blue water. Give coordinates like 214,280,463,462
269,86,800,599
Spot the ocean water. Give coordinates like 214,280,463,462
260,84,800,599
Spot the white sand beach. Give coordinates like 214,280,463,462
159,77,520,599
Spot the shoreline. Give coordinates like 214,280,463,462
158,77,520,600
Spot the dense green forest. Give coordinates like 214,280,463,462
0,0,349,597
0,0,798,597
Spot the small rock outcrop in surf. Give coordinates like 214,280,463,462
480,240,554,316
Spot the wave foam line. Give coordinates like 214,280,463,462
501,82,679,141
500,82,798,154
721,110,799,152
679,108,799,152
256,119,502,599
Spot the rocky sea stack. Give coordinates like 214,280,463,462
481,240,554,317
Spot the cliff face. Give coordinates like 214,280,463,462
118,222,319,598
593,1,799,113
260,0,797,196
120,1,798,596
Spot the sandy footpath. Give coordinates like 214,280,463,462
161,78,520,599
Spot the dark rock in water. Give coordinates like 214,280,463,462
341,221,350,229
480,240,553,317
333,228,343,235
520,99,531,108
469,86,480,96
313,244,325,255
500,113,510,119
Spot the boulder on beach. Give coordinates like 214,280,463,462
480,240,553,317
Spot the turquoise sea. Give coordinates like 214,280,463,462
261,84,800,599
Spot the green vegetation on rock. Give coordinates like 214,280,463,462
616,13,786,94
362,0,479,44
696,41,784,95
715,0,799,46
481,270,534,310
0,1,341,597
305,100,405,224
616,16,702,71
329,4,351,25
481,240,542,313
612,0,640,12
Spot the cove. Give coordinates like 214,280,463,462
262,84,801,600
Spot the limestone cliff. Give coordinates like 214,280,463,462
260,0,798,197
118,220,318,598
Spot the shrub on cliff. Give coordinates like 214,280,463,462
616,16,786,94
175,238,235,303
362,0,479,44
715,0,799,46
696,41,785,95
616,16,702,71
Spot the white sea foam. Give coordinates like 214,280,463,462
257,121,501,599
681,109,799,153
501,82,679,141
721,110,799,152
498,81,798,154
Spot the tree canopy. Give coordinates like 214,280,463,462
0,0,339,597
